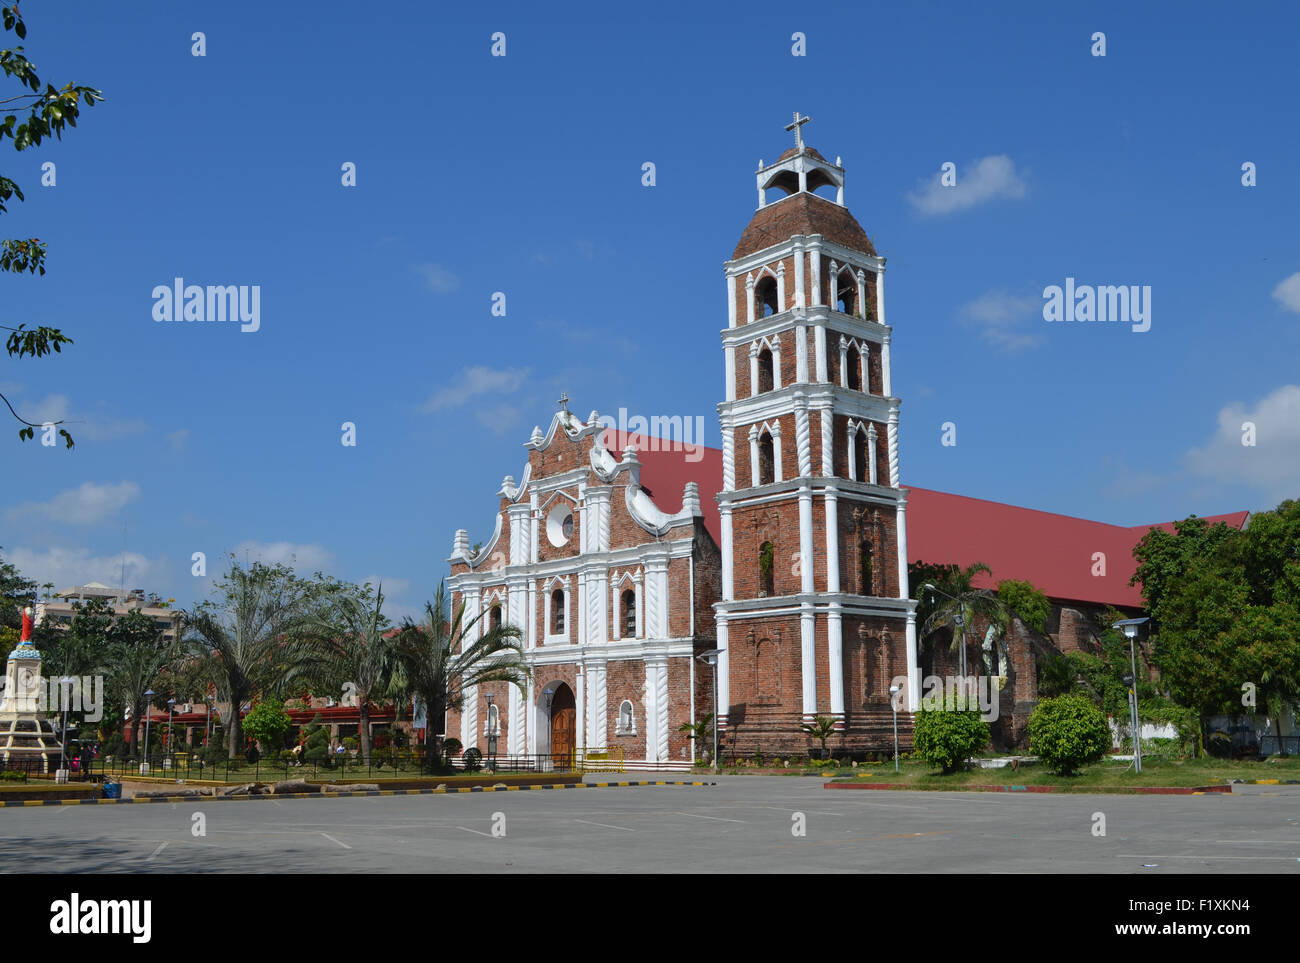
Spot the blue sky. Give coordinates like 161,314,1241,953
3,0,1299,620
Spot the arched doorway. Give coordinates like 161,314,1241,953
549,683,576,769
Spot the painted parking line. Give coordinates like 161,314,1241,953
320,832,351,849
1117,853,1300,861
456,825,493,837
146,842,168,860
672,811,746,823
572,818,635,832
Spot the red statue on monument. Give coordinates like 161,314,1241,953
19,605,33,643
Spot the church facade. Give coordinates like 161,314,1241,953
447,120,922,769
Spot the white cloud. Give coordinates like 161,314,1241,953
421,365,529,413
361,575,412,599
232,541,333,572
9,481,141,525
474,402,525,435
1272,272,1300,313
7,546,152,592
1185,384,1300,505
8,393,145,442
959,290,1044,352
414,262,461,293
166,429,190,451
907,155,1028,216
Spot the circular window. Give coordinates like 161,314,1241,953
546,503,575,547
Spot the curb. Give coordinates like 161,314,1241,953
0,779,716,807
824,782,1233,795
1226,778,1300,785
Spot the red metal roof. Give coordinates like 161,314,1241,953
634,443,1249,609
600,429,722,545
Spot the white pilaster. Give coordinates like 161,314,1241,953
828,606,844,718
776,261,786,311
727,274,737,329
746,273,755,325
748,425,759,486
793,241,806,309
877,267,885,324
867,423,878,485
795,402,812,478
809,245,822,306
887,409,900,488
819,407,833,476
825,491,840,592
772,422,784,483
717,617,731,725
881,332,893,397
720,508,734,601
814,325,827,382
749,343,759,398
795,324,808,383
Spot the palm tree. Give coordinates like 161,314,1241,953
393,581,530,772
918,562,1008,680
301,580,398,766
678,712,714,763
181,558,327,758
106,609,175,757
801,715,838,759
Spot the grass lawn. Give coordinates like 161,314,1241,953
820,755,1300,789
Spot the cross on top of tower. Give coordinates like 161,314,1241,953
556,392,570,413
785,111,811,149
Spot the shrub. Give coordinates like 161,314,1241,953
1028,694,1111,775
342,736,358,751
913,708,989,774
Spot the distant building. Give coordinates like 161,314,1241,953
35,582,182,642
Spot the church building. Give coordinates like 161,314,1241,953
446,116,922,769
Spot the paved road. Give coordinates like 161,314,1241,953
1,777,1296,873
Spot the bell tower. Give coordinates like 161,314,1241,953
714,114,919,757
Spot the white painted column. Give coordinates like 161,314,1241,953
722,419,736,491
905,611,920,712
634,573,644,639
856,269,866,320
776,261,786,311
877,267,886,325
513,682,527,756
881,332,893,397
795,324,808,383
828,605,844,720
720,507,734,600
772,337,783,390
644,660,660,764
725,343,736,402
825,491,840,593
576,666,586,749
847,424,859,482
799,487,815,596
795,402,812,478
748,426,760,486
727,274,737,329
867,423,878,485
814,325,827,382
746,274,755,325
717,617,731,726
809,246,822,306
861,344,871,394
772,422,784,483
820,408,833,476
887,409,900,488
749,343,759,398
800,608,817,720
793,241,805,309
838,335,849,388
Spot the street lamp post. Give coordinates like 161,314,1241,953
924,583,969,681
166,698,176,768
697,649,723,773
58,676,73,782
889,683,902,773
1113,618,1150,774
142,688,155,775
485,692,497,772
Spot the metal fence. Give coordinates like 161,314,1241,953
1,747,589,784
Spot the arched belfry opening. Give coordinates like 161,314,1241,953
755,276,779,317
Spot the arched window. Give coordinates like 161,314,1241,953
853,431,868,483
616,699,636,735
489,605,502,631
846,344,862,391
859,541,874,596
759,540,775,596
758,432,775,486
757,347,775,394
755,276,778,317
551,589,565,634
837,274,857,316
622,589,637,638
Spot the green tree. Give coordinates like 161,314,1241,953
181,557,327,758
1027,694,1111,775
2,5,102,448
800,715,838,759
912,708,989,774
300,579,397,766
1129,515,1241,630
678,712,715,761
916,562,1008,675
106,609,174,757
44,595,113,678
996,578,1051,634
393,581,530,772
0,546,36,629
241,699,291,757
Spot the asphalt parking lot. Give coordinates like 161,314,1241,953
1,776,1296,873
